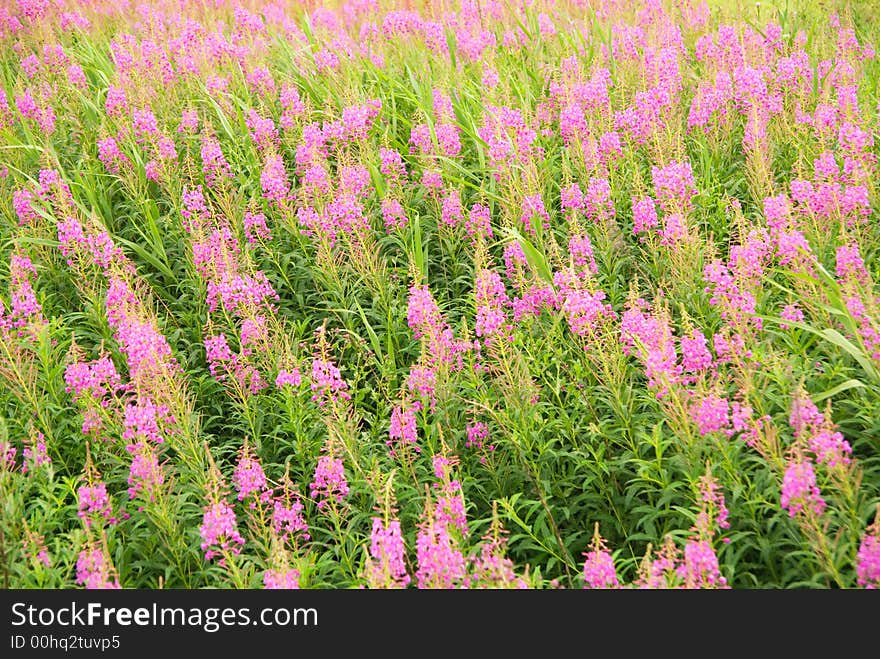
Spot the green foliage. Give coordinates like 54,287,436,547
0,0,878,591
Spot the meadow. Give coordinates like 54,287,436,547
0,0,879,589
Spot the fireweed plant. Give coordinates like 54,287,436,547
0,0,878,590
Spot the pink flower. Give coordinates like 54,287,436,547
243,212,271,245
440,189,463,228
407,366,436,402
233,445,269,503
132,107,159,141
676,540,728,588
582,548,620,589
97,137,128,174
474,269,510,342
279,85,305,129
6,253,44,329
263,568,300,589
660,213,687,246
106,279,180,385
406,283,463,368
366,518,410,589
260,154,289,205
246,110,279,151
584,177,614,223
520,194,550,235
379,147,407,185
466,422,491,451
680,328,713,374
632,196,659,236
779,304,804,330
126,441,164,502
790,393,852,469
122,398,170,444
76,548,120,590
77,482,116,527
309,455,349,510
388,405,420,455
690,394,730,436
275,368,302,389
310,357,350,406
12,188,38,226
178,109,199,133
698,470,731,533
568,234,598,275
199,501,245,561
482,66,499,89
556,278,614,340
415,517,467,589
381,198,408,231
780,457,826,519
436,123,461,158
468,537,529,589
272,496,310,545
465,203,492,242
857,514,880,588
22,432,50,474
652,160,697,211
201,136,232,189
1,442,16,471
104,86,127,118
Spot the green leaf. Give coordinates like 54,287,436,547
353,299,383,365
810,378,866,404
760,315,880,385
819,328,880,383
505,227,552,285
115,235,175,282
410,212,426,279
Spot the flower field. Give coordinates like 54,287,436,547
1,0,879,589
